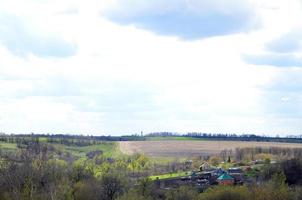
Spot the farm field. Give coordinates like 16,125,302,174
119,140,302,158
145,136,204,141
0,142,17,151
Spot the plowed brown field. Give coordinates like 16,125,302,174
119,140,302,158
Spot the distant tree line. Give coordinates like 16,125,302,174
214,147,302,164
0,134,146,147
2,131,302,147
232,147,302,162
147,132,302,143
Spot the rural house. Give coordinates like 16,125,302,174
200,162,211,171
217,173,234,185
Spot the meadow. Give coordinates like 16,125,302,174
63,142,121,157
0,141,17,151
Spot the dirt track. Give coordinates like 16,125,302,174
118,140,302,158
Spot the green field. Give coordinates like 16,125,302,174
0,142,17,151
0,140,121,159
54,142,122,158
149,171,189,180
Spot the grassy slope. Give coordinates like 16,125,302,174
0,140,121,158
149,171,189,180
62,142,122,158
0,142,17,151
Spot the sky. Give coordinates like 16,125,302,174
0,0,302,136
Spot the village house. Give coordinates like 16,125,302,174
217,173,235,185
200,162,211,171
228,167,244,184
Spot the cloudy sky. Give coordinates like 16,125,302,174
0,0,302,135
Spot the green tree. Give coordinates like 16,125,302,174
198,186,249,200
100,173,128,200
136,154,149,170
128,160,138,175
136,177,153,197
250,173,290,200
166,186,198,200
73,180,101,200
210,156,220,167
118,189,152,200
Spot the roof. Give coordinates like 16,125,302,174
228,167,241,170
217,173,234,181
228,168,243,174
214,168,225,174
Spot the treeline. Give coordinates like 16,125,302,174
2,132,302,144
214,147,302,166
233,147,302,162
0,134,145,147
147,132,302,143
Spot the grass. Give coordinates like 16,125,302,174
63,142,122,158
0,142,17,151
38,137,48,142
149,171,189,180
0,140,123,159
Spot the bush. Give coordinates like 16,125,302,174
198,186,249,200
118,189,152,200
165,186,198,200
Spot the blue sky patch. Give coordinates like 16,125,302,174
244,54,302,67
0,14,76,58
267,31,301,53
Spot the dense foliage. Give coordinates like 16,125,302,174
2,135,302,200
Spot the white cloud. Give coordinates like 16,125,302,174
0,0,301,135
242,0,302,67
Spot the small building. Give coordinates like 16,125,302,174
189,171,199,181
200,172,212,180
228,167,244,184
228,167,243,174
213,168,225,176
217,173,234,185
200,162,211,171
